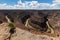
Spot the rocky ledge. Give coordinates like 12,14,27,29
0,22,59,40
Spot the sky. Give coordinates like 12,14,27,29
0,0,60,9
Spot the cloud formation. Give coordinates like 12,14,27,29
0,0,60,9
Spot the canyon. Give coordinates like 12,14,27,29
0,10,60,40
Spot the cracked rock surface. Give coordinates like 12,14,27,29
0,23,10,40
0,22,59,40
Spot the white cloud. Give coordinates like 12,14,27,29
53,0,60,4
50,0,60,9
0,0,60,9
15,0,51,9
0,3,12,9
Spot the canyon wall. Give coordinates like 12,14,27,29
0,10,60,29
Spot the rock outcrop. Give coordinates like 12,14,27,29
0,22,59,40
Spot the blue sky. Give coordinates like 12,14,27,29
0,0,18,5
0,0,60,9
0,0,52,5
22,0,53,4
